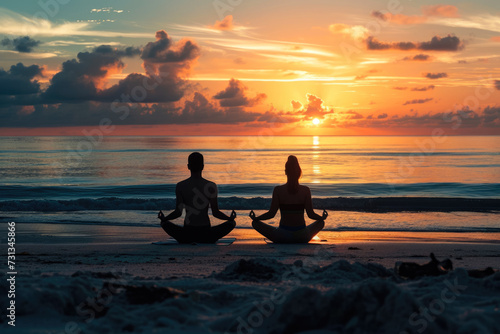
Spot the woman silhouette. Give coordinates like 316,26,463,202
250,155,327,243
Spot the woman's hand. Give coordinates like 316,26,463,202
230,210,237,221
321,209,328,220
249,210,256,220
158,210,165,221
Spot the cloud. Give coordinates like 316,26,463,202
366,36,415,50
403,98,434,105
377,113,388,119
141,30,199,65
412,85,435,92
291,94,334,120
425,72,448,79
393,85,435,91
209,15,234,31
482,106,500,127
492,37,500,42
422,5,459,18
42,45,140,102
419,35,463,51
371,5,458,25
371,11,427,25
234,57,245,64
291,100,302,110
367,35,463,51
213,78,266,107
42,31,199,104
494,80,500,90
340,108,498,129
0,63,43,96
1,36,40,53
342,110,364,120
0,98,264,127
402,54,431,61
329,24,369,40
0,8,150,38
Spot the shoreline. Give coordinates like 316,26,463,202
12,223,500,277
4,222,500,333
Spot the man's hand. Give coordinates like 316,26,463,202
230,210,237,221
321,209,328,220
158,210,165,221
249,210,256,220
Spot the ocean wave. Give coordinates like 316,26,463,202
1,182,500,200
1,196,499,212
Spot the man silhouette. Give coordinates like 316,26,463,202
158,152,236,243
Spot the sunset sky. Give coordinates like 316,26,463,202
0,0,499,135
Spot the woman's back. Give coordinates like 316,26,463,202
275,184,310,228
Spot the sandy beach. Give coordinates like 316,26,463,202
3,223,499,333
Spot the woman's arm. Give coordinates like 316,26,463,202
304,187,325,220
251,187,279,220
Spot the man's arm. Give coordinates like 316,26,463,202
209,184,236,221
160,184,184,221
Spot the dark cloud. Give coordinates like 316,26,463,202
99,72,186,103
141,30,199,64
367,35,463,51
173,92,261,124
392,86,435,92
371,11,387,21
419,35,462,51
403,54,431,61
42,31,199,104
340,108,497,129
425,73,448,79
94,45,141,57
403,98,433,105
366,36,416,50
1,36,41,53
0,92,265,127
377,113,388,119
42,46,132,102
412,85,435,91
257,110,295,123
0,63,43,96
213,78,266,107
482,106,500,127
494,80,500,90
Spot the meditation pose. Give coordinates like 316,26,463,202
158,152,236,243
250,155,327,243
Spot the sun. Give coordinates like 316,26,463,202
312,118,320,125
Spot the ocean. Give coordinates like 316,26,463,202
1,135,499,232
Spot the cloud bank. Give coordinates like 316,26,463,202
1,36,41,53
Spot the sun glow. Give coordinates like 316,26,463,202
312,118,320,125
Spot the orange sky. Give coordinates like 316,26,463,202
0,1,499,135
